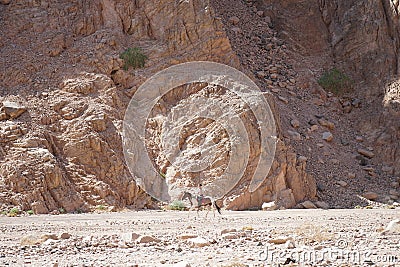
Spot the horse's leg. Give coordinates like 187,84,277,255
213,202,216,218
205,205,210,218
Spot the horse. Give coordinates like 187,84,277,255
180,191,221,217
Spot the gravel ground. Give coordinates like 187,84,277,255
0,209,399,266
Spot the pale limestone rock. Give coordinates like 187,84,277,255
2,101,26,119
262,201,277,211
187,237,210,248
382,219,400,234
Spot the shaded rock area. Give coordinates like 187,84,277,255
210,0,400,208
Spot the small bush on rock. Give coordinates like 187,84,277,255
120,47,148,70
318,68,352,95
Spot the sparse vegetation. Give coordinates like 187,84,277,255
119,47,148,70
318,68,352,95
96,205,106,210
59,208,66,214
8,207,20,217
27,210,34,215
76,208,84,214
168,200,186,211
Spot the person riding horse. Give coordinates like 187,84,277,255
196,183,204,206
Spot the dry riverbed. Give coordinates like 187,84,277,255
0,209,399,266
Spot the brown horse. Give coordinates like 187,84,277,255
180,191,221,217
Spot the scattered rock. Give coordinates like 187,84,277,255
389,189,400,196
136,235,160,244
362,192,378,200
20,234,58,246
228,16,240,25
390,182,399,188
308,119,318,126
382,166,393,173
231,27,242,34
221,233,239,240
0,0,11,5
343,105,352,113
297,156,308,163
348,173,356,179
221,229,236,235
178,234,198,240
261,201,277,211
315,201,330,209
310,125,319,132
312,98,324,106
287,130,301,141
338,181,348,187
382,219,400,234
271,73,278,79
256,71,266,79
290,119,300,128
2,101,27,119
121,232,140,242
355,136,364,142
256,10,264,16
278,95,289,104
358,149,375,159
187,237,210,248
318,118,334,130
322,132,333,142
268,236,292,245
330,159,340,165
300,201,317,209
59,233,71,239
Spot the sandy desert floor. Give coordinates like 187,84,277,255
0,209,399,267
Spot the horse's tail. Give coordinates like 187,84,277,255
214,201,222,215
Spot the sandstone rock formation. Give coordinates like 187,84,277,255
0,0,238,213
0,0,319,212
6,0,399,213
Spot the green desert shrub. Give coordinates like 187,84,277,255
169,200,186,211
318,68,352,95
120,47,148,70
26,210,34,215
8,207,20,217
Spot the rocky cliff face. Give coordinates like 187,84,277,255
0,0,318,213
2,0,398,213
259,0,400,176
244,0,399,205
0,0,237,213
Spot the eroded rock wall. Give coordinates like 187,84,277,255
0,0,317,213
259,0,400,176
